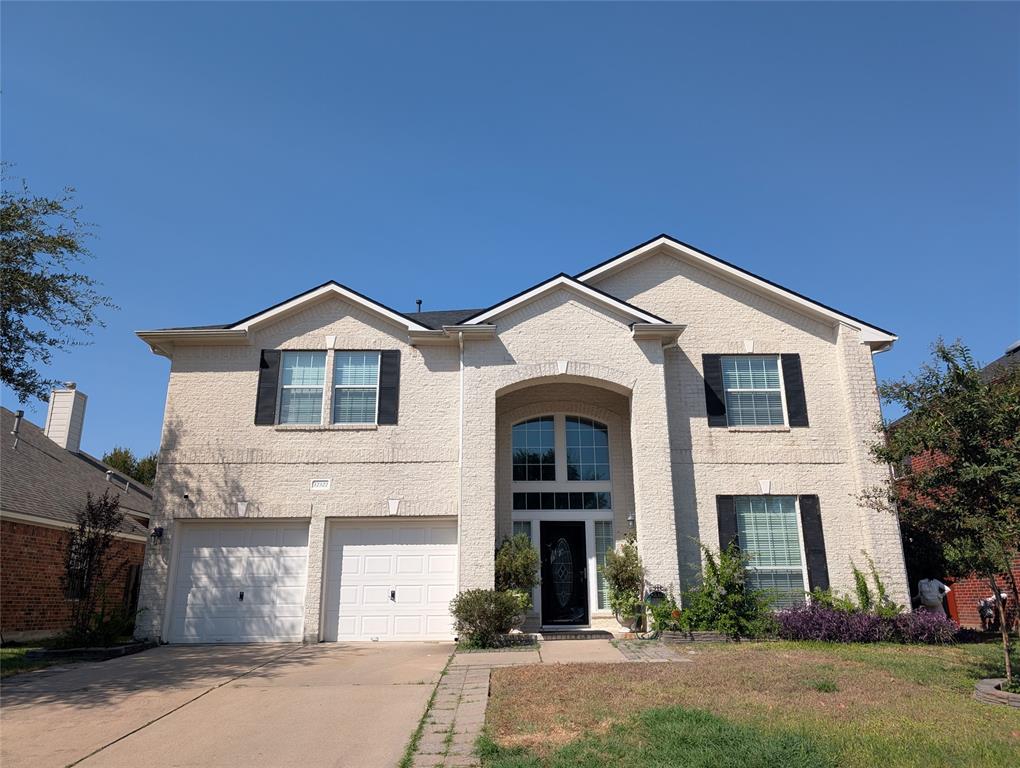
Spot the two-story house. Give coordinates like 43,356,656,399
135,234,908,643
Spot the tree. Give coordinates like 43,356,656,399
62,491,124,646
865,340,1020,682
1,168,115,403
102,446,158,487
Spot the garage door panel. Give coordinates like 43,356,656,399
169,523,309,643
323,521,457,641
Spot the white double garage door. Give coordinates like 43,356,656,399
169,519,457,643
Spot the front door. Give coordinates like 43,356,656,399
540,521,588,626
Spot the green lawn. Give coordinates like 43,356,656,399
0,646,61,678
482,641,1020,768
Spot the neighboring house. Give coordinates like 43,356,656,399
135,234,907,644
898,341,1020,628
1,386,152,642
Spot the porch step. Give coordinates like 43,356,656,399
535,630,615,641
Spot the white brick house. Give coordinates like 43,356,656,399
135,235,907,643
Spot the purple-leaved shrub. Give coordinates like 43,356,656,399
775,603,959,644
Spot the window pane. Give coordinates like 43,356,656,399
746,570,806,609
512,520,532,540
509,492,611,511
334,351,379,386
595,521,613,610
565,416,610,481
725,391,785,426
512,417,556,481
279,387,323,424
333,389,377,423
722,357,784,426
281,351,326,386
736,496,806,607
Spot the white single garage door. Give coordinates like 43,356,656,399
323,520,457,642
169,522,309,643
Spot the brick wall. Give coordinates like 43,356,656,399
945,560,1020,629
1,519,145,640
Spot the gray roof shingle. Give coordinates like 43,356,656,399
0,407,151,537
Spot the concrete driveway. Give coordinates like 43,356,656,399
1,642,453,768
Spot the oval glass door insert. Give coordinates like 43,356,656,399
551,537,573,607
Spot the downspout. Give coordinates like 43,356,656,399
456,330,465,594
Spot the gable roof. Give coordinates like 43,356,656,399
407,309,483,329
0,407,151,537
575,234,897,348
459,273,673,326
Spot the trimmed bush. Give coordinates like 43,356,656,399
776,603,959,644
450,589,520,648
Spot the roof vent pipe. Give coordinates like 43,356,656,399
416,299,422,312
10,409,24,450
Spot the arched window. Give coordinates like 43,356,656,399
512,416,555,481
565,416,610,481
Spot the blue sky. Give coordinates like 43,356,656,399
2,2,1017,457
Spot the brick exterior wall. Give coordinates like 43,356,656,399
944,559,1020,628
1,519,144,640
137,242,909,642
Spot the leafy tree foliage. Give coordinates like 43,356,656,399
1,169,115,403
866,340,1020,681
102,445,158,487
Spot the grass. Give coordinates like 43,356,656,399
398,652,452,768
484,641,1020,768
0,646,61,678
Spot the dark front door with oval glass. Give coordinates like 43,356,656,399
540,521,588,626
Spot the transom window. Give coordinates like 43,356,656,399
565,417,610,481
735,496,806,608
512,417,556,481
333,351,380,424
722,356,785,426
513,492,612,511
279,351,326,424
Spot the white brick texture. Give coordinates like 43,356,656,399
137,252,908,642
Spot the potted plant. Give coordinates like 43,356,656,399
604,533,645,630
495,533,540,629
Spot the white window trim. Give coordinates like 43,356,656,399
332,350,381,426
722,355,789,428
737,495,811,606
277,350,327,426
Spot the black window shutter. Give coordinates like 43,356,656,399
254,350,281,425
716,495,738,552
377,350,401,425
781,354,809,427
703,354,727,427
798,495,829,591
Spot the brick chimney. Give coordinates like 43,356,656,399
44,382,88,453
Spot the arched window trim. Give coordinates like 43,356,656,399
511,413,613,489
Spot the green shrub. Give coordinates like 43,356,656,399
812,551,902,619
679,544,774,639
495,534,540,610
604,533,644,623
647,590,683,632
449,589,520,648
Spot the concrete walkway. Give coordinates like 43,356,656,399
1,642,452,768
411,638,690,767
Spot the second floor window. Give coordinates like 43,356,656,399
512,416,556,480
565,416,610,481
333,351,380,424
279,351,326,424
722,356,785,426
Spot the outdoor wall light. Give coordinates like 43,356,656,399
236,500,249,517
626,513,635,529
150,526,164,542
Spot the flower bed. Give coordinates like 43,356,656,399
974,678,1020,707
775,604,959,644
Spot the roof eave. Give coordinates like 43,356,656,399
136,328,249,358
